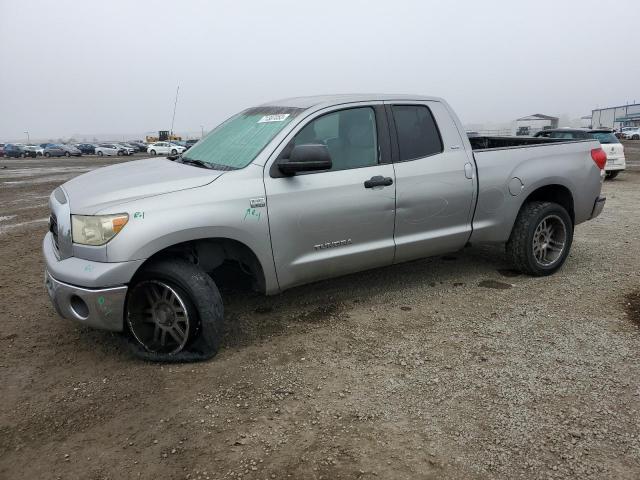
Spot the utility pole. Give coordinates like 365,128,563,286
24,131,30,144
170,85,180,140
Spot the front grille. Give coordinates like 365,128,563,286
49,213,59,250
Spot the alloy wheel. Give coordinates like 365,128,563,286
127,280,191,354
532,215,567,267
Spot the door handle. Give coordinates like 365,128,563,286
364,176,394,188
464,162,474,179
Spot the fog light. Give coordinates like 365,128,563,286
69,295,89,319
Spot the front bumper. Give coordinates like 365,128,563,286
43,232,144,331
590,196,606,219
45,270,127,331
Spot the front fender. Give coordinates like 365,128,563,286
101,166,279,293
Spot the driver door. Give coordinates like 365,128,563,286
264,104,396,290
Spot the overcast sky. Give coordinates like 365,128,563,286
1,0,639,140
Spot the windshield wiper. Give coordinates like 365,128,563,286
179,157,240,171
178,158,217,169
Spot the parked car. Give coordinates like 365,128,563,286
60,144,82,157
621,127,640,140
43,94,607,361
128,141,148,152
116,143,136,155
43,144,66,157
24,145,44,156
147,142,186,156
534,128,625,179
95,144,125,156
185,139,199,149
75,143,97,154
4,144,37,158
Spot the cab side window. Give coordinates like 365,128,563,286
392,105,443,161
291,107,378,172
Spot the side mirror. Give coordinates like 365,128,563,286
278,144,332,175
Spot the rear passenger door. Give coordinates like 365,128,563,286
386,101,476,263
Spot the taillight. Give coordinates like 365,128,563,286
591,148,607,170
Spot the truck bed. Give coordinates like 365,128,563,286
469,137,602,244
468,135,575,150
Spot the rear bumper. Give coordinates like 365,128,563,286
590,196,606,219
606,157,626,171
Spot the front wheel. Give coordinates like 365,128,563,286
126,258,223,362
506,201,573,276
606,171,620,180
97,151,103,156
44,152,51,158
150,149,156,155
171,149,177,155
633,135,639,140
65,152,71,157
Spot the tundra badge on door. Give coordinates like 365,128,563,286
314,239,353,250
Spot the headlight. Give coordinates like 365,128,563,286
71,214,128,246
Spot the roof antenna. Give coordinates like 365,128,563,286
170,85,180,142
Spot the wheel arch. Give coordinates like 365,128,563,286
519,183,575,225
129,236,268,294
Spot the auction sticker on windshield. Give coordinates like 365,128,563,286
258,114,290,123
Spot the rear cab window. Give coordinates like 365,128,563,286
391,105,443,161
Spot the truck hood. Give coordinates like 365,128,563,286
62,158,224,214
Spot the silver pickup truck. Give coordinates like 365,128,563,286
43,94,607,361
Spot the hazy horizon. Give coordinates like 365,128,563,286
1,0,639,140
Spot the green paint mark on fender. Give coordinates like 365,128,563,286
243,208,261,221
97,296,105,305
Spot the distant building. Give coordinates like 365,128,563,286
514,114,559,136
592,103,640,130
580,115,592,128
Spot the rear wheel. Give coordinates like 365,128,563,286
171,149,177,155
126,258,223,362
633,135,639,140
606,171,620,180
506,201,573,276
44,152,51,158
65,152,70,157
97,151,103,156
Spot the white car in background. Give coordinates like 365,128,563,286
24,145,44,156
95,144,125,156
621,127,640,140
147,142,186,156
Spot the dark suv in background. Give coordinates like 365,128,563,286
4,144,37,158
75,143,96,154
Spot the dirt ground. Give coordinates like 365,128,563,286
1,148,640,480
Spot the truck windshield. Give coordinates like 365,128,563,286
182,106,303,170
591,132,619,144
